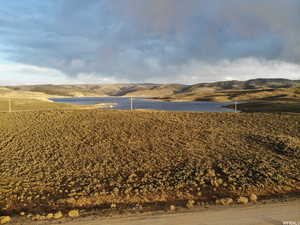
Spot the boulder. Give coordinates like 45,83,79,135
249,194,258,202
0,216,11,224
68,210,80,218
237,196,249,204
186,200,195,209
110,203,117,209
217,198,234,205
169,205,176,211
46,213,54,219
53,211,63,219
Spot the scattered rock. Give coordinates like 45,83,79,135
169,205,176,211
249,194,258,202
283,186,292,192
186,200,195,209
0,113,299,214
136,203,143,210
46,213,54,219
20,212,25,216
113,187,119,193
68,210,80,218
53,211,63,219
207,169,216,177
216,178,223,185
32,215,46,221
40,215,46,220
217,198,233,205
237,196,249,204
31,215,38,221
0,216,11,224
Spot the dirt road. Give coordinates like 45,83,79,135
31,199,300,225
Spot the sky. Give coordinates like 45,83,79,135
1,0,300,85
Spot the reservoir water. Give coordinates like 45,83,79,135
51,97,236,112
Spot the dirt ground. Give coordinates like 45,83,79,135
1,111,300,215
11,198,300,225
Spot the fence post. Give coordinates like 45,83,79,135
9,98,12,113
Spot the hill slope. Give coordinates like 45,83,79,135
164,78,300,102
1,78,300,103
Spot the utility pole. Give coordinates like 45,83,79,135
9,98,12,113
234,101,237,113
130,97,133,111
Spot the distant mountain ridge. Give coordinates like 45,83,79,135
179,78,300,92
2,78,300,102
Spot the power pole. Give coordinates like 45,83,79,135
130,97,133,111
9,98,12,113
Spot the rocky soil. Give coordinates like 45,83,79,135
0,111,299,217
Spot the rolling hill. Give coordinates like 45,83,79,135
1,78,300,103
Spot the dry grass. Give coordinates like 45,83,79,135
228,101,300,113
0,110,299,215
0,98,68,112
123,85,186,97
164,88,300,103
224,89,300,113
0,98,115,112
5,84,186,99
0,87,59,101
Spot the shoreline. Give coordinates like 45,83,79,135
0,97,118,112
2,94,300,114
49,96,236,112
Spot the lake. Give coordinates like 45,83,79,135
51,97,237,112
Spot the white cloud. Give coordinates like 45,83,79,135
1,58,299,86
144,58,300,84
0,63,128,85
0,63,66,85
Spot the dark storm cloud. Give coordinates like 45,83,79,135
106,0,300,59
1,0,300,83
